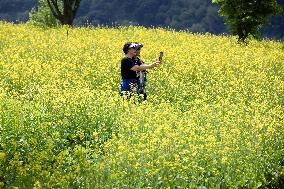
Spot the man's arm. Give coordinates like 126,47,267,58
131,61,161,71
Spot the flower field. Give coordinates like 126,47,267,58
0,22,283,188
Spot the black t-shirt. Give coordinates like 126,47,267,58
134,57,146,73
121,57,138,79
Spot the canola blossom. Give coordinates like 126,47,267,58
0,22,283,188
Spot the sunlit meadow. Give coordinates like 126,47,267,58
0,22,283,188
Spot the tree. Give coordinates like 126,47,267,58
212,0,282,42
29,0,60,27
46,0,81,26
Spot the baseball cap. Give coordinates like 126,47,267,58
135,43,143,50
123,42,140,54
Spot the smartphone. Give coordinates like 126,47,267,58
159,51,164,61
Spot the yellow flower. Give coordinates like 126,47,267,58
0,22,283,188
33,181,42,189
0,153,5,160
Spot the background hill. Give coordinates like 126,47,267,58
0,0,283,39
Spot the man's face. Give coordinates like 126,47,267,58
128,48,137,56
135,49,141,57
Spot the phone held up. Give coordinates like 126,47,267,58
159,51,164,61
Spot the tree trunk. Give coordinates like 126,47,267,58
62,4,74,26
237,24,248,43
46,0,81,26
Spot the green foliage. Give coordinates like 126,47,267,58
213,0,282,42
28,0,60,27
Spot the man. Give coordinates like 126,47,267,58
133,43,148,100
120,42,161,100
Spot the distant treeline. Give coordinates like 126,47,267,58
0,0,283,39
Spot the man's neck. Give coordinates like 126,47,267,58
126,53,134,58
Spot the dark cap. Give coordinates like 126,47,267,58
122,42,137,54
135,43,143,50
122,42,143,54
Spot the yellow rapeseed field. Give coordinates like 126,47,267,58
0,21,283,188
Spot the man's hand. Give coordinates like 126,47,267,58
151,60,161,68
